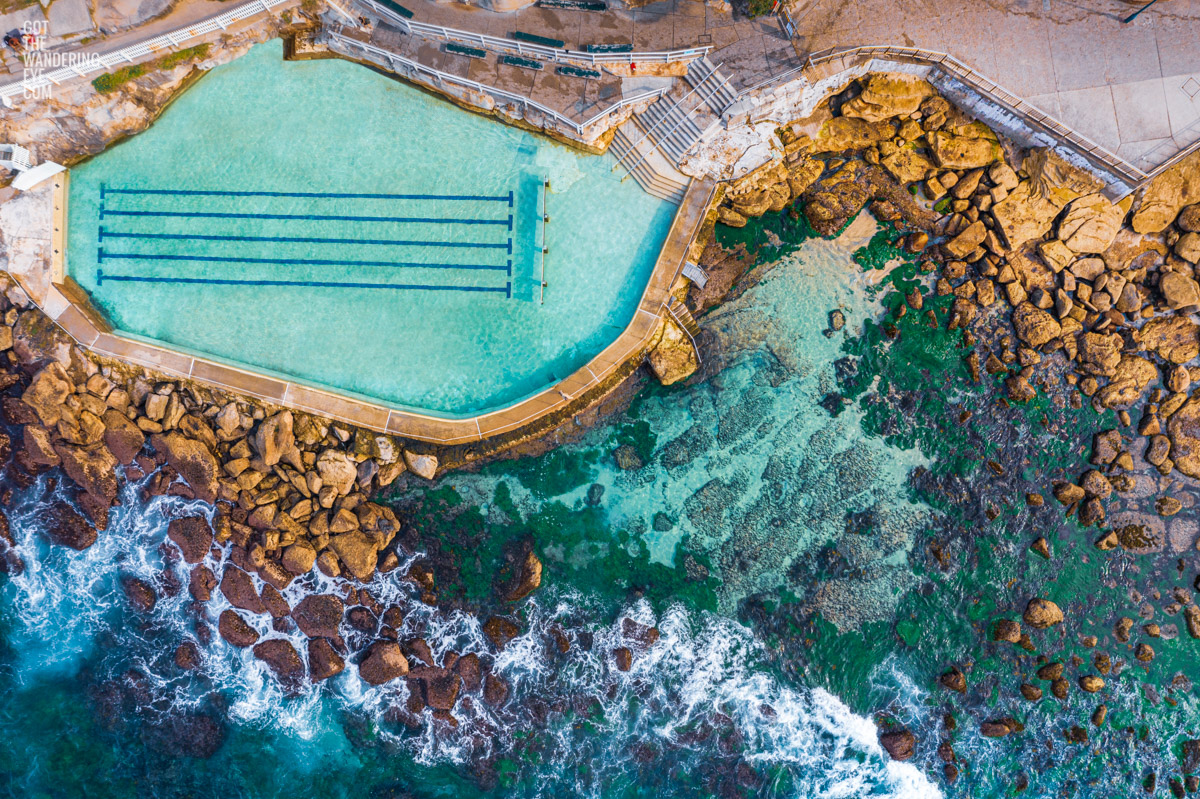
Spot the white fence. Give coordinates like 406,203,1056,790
356,0,708,65
328,30,668,137
0,0,291,105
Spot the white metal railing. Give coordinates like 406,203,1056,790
327,31,667,136
0,0,291,104
357,0,709,65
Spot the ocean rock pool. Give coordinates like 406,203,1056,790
64,40,677,417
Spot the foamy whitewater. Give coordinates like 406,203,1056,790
0,467,938,797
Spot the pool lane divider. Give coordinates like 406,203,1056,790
96,269,512,298
98,228,514,253
99,208,515,228
97,248,513,273
101,185,515,206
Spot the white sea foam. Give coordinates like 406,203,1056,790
1,470,940,796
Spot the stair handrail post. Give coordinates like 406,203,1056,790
611,61,723,172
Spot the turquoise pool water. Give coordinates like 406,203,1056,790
65,40,677,416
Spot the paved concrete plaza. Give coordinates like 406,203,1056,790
384,0,1200,171
789,0,1200,170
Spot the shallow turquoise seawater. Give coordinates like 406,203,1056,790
65,40,675,416
0,215,946,798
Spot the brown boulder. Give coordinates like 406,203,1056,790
281,541,317,576
253,638,305,686
409,666,462,711
1140,316,1200,364
22,425,60,467
251,411,297,468
53,442,119,504
189,564,217,601
220,566,265,614
1023,598,1064,629
840,74,933,122
483,673,509,706
1057,193,1123,253
1160,271,1200,309
308,638,346,681
174,641,201,670
1168,395,1200,478
879,729,916,761
944,220,987,259
122,576,157,613
328,530,378,582
218,609,259,648
259,583,291,618
44,501,98,550
454,652,482,692
21,363,72,427
292,594,344,639
358,640,409,685
1096,356,1156,408
483,617,521,650
102,409,145,465
1130,148,1200,233
167,516,213,564
1012,302,1062,347
506,551,543,602
150,432,220,504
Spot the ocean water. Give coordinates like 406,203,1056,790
64,40,676,416
4,202,1193,796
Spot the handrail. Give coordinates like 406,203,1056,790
613,61,723,172
0,0,291,103
356,0,709,64
327,31,667,136
664,297,702,366
798,44,1148,188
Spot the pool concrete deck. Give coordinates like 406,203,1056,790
12,171,717,445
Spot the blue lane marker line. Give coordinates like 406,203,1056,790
98,249,511,272
98,228,510,249
96,269,511,295
99,209,511,225
102,187,514,203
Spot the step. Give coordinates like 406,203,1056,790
611,124,688,204
634,100,703,164
685,57,738,115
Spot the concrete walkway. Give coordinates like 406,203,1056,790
392,0,804,90
788,0,1200,171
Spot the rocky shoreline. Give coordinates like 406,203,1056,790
704,71,1200,790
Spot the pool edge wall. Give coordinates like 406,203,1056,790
31,172,717,444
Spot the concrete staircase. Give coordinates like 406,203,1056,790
684,56,738,116
610,120,690,204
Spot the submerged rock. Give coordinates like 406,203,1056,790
122,576,157,613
